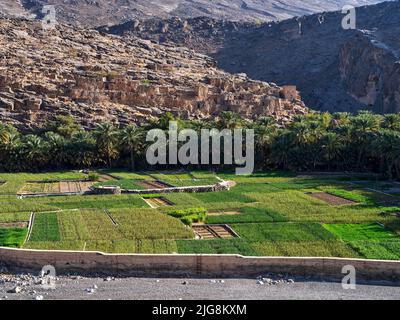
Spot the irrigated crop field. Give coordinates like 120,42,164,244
0,170,399,259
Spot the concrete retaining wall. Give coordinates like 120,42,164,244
1,247,399,280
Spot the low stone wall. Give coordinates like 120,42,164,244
1,247,399,280
92,181,233,195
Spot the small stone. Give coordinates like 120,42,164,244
8,286,22,294
35,295,44,301
256,280,264,285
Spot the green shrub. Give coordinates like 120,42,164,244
88,172,100,182
166,208,207,226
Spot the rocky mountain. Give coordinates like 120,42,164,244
0,0,387,27
105,1,400,113
0,17,307,130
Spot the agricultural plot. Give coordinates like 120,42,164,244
192,224,238,239
307,192,357,206
323,223,400,260
26,208,193,252
143,197,174,208
0,228,27,247
29,212,61,242
19,180,95,195
0,170,399,259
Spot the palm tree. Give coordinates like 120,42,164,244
383,114,400,131
217,111,244,130
120,125,145,171
254,117,277,169
320,132,343,170
351,111,382,171
373,130,400,179
271,132,293,170
0,124,10,144
93,123,119,168
21,135,48,170
70,131,96,168
44,132,67,168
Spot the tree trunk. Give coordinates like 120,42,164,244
130,149,135,172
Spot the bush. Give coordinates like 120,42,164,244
88,172,100,182
166,208,207,226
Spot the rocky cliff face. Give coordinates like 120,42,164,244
0,17,307,130
340,29,400,114
108,1,400,114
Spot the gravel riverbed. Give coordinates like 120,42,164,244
1,269,399,300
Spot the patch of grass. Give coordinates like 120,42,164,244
166,208,207,226
246,190,385,223
29,212,61,242
24,241,86,251
206,206,287,224
233,223,338,242
323,223,399,242
95,179,146,190
177,239,258,255
322,223,400,260
250,240,360,258
0,212,31,222
191,190,255,204
47,195,148,210
0,228,27,247
84,239,178,253
348,241,400,260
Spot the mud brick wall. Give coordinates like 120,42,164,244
1,247,399,280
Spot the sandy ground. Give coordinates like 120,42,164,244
1,274,399,300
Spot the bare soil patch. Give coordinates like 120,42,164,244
144,197,173,208
0,221,28,228
192,224,238,239
21,180,95,195
59,181,94,193
307,192,357,206
98,174,116,182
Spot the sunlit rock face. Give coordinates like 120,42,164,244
0,18,307,130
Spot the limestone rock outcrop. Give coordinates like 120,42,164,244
0,17,307,130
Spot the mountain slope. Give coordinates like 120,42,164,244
0,17,307,130
0,0,387,27
105,1,400,113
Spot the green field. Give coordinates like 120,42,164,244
0,228,27,247
0,170,399,258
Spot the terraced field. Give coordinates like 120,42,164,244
0,170,399,259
